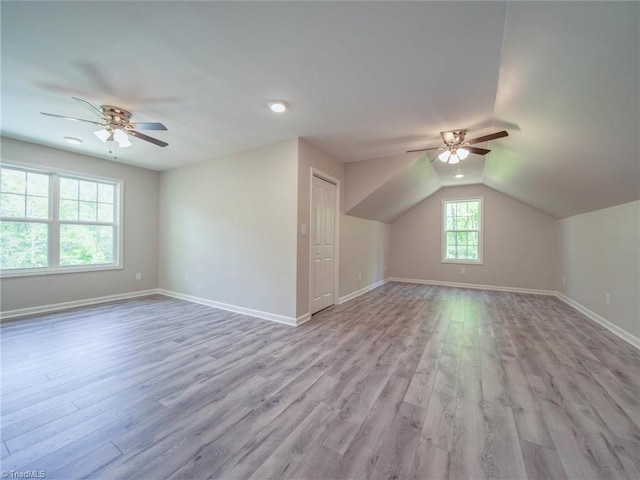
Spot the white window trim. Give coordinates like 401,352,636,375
441,196,484,265
0,160,124,278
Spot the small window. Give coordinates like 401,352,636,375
0,163,122,277
442,197,483,264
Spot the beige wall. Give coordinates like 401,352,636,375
389,184,558,291
340,214,390,298
159,139,299,319
559,200,640,339
0,137,160,312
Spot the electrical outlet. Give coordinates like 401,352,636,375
605,293,610,305
358,272,362,280
185,273,189,282
301,224,307,236
460,267,466,275
135,272,142,281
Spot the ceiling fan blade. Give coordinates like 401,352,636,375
128,130,168,147
71,97,105,119
130,122,168,131
465,146,491,155
41,112,105,126
466,130,508,144
406,146,443,153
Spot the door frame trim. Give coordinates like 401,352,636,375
309,168,340,315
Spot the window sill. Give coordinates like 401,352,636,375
441,259,484,266
0,264,123,279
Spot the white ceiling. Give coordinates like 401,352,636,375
1,1,638,219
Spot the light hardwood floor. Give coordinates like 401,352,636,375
1,282,639,479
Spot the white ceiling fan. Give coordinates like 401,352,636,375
407,129,508,164
41,97,169,148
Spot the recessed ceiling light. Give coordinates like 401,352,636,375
268,101,288,113
64,137,82,145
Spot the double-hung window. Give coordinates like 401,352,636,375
442,197,483,264
0,163,122,276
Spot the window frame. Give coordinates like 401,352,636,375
441,196,484,265
1,161,124,278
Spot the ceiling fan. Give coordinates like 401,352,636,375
41,97,168,148
407,129,508,164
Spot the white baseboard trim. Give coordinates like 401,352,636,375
158,289,298,327
387,277,557,296
296,312,312,326
338,278,389,304
1,289,161,321
556,292,640,350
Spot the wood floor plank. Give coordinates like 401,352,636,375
203,376,339,480
482,356,510,405
1,395,166,471
6,403,162,475
433,353,460,398
1,441,9,459
482,401,528,479
561,401,640,478
1,402,79,442
321,350,399,455
1,286,638,480
411,441,450,480
279,444,341,480
217,366,328,454
332,375,411,479
46,442,122,480
248,402,335,480
459,345,482,379
370,401,425,480
450,389,486,480
519,438,568,480
421,391,456,452
501,355,553,448
585,432,640,480
403,318,448,406
111,373,266,456
5,355,217,454
95,404,248,479
538,399,604,479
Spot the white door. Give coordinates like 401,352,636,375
310,175,336,314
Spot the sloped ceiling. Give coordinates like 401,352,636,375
485,1,640,219
1,2,638,219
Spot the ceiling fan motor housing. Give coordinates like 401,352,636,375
443,130,467,147
101,105,133,129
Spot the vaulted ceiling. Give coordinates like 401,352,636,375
1,2,638,219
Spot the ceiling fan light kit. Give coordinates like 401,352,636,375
94,127,133,148
439,151,460,164
438,147,469,164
